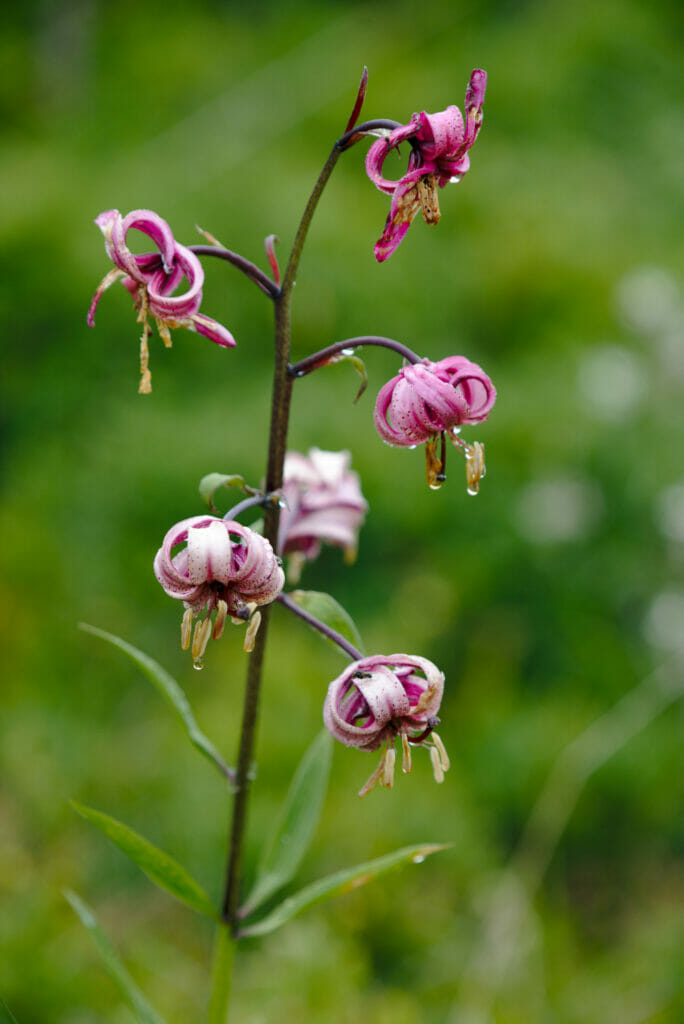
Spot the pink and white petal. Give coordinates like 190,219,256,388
186,520,233,585
190,314,236,349
121,209,176,274
354,666,411,727
146,244,204,318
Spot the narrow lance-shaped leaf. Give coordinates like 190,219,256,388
71,802,218,920
290,590,365,656
78,623,233,786
240,843,449,938
199,472,248,514
64,890,168,1024
242,730,334,916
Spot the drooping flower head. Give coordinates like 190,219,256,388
323,654,449,796
88,209,235,393
154,515,284,664
366,69,487,261
374,355,496,491
278,448,368,581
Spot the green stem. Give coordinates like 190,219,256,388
207,923,235,1024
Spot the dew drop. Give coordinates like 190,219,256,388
407,444,418,451
429,481,444,491
449,175,462,184
412,854,426,864
341,347,355,356
466,487,479,497
451,425,462,436
193,658,204,671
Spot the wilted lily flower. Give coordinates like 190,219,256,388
278,448,368,581
374,355,495,492
153,515,284,665
323,654,449,796
88,209,235,393
365,69,486,261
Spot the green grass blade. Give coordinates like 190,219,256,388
71,802,218,920
64,890,167,1024
240,842,449,937
79,623,233,785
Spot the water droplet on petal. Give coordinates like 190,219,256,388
341,347,355,356
449,175,462,184
412,854,426,864
193,658,204,671
451,425,462,436
467,487,479,497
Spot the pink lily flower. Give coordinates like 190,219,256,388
365,69,486,261
374,355,496,491
278,448,368,580
88,209,235,393
323,654,449,796
153,515,284,664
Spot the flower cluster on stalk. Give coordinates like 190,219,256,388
92,66,495,796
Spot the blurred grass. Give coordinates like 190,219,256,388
1,0,683,1021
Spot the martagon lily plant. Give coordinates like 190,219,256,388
72,67,495,1022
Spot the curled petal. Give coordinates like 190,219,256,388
146,243,204,319
190,313,236,348
95,209,176,281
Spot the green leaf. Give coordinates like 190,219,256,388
327,351,368,403
199,472,247,513
240,842,449,938
242,730,333,916
64,890,167,1024
290,590,365,656
71,802,218,920
78,623,233,786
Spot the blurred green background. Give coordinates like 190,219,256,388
1,0,683,1020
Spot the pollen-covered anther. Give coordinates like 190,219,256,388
416,173,441,224
243,609,262,654
401,733,412,774
430,745,445,783
425,433,446,490
212,599,228,640
432,732,450,773
465,440,486,495
192,616,213,662
381,746,396,789
181,608,194,650
358,757,385,799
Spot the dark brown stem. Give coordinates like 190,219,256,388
277,593,362,661
335,118,402,151
189,245,280,298
221,140,346,933
289,336,422,379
